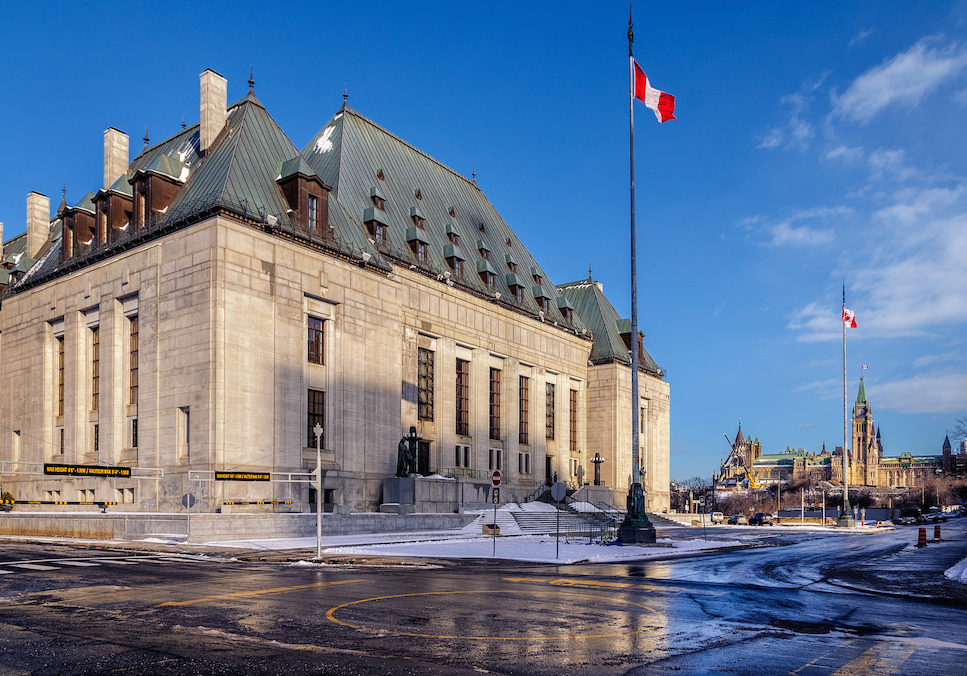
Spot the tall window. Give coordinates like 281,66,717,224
569,389,578,453
178,407,190,458
129,316,139,405
308,316,324,365
91,327,100,411
545,382,555,440
518,376,529,445
418,348,434,421
308,194,318,230
489,368,501,440
307,389,325,447
456,358,470,436
56,336,65,417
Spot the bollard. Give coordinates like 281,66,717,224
934,524,941,540
916,527,927,548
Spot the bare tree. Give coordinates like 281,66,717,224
954,414,967,445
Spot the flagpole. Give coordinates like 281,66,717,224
837,284,855,527
620,6,656,545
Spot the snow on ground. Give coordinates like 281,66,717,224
315,534,743,564
945,556,967,584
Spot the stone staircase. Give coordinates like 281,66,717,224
646,512,690,528
511,509,611,535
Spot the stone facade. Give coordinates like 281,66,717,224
0,70,670,516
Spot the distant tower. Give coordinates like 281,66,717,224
851,377,876,486
943,434,952,473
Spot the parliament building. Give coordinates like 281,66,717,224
0,70,670,515
716,378,960,490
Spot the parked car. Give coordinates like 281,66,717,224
710,511,725,524
749,512,773,526
728,514,748,525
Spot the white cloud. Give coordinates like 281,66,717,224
825,145,865,164
760,206,849,247
850,28,874,49
832,37,967,123
769,222,834,246
758,75,827,151
913,352,965,369
871,370,967,414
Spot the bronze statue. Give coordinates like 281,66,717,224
396,426,421,477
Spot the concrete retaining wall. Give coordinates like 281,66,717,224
0,511,475,543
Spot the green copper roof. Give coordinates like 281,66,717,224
856,377,868,405
301,105,585,327
557,276,662,375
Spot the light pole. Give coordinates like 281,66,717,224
314,423,323,559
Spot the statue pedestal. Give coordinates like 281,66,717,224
381,477,415,514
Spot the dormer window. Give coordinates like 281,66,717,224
539,297,550,313
406,226,429,262
563,307,573,322
448,231,460,246
410,206,425,229
308,195,318,230
513,285,523,303
477,259,498,291
505,253,518,273
449,257,463,277
508,262,518,273
363,206,390,243
277,156,330,236
477,240,490,261
370,185,386,211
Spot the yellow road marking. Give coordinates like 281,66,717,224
832,642,917,676
158,579,367,607
325,589,666,641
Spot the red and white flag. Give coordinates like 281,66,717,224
633,60,676,123
861,365,869,370
842,306,857,328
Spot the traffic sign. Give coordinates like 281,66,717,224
491,470,502,487
492,487,500,504
550,481,566,502
182,493,196,509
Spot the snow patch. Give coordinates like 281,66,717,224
315,126,335,153
944,555,967,585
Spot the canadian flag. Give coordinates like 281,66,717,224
842,306,857,328
633,60,676,123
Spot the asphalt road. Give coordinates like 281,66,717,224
0,521,965,675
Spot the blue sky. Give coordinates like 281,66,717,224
2,2,966,481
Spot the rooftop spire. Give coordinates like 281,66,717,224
248,65,255,92
143,125,149,149
182,114,186,131
343,83,348,106
856,377,867,405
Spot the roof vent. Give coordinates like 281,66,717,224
478,223,485,233
415,188,423,200
377,168,385,181
449,206,455,217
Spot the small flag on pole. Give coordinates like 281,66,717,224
842,306,857,328
633,60,676,123
861,365,869,370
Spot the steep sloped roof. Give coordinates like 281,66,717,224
302,105,584,329
556,276,662,375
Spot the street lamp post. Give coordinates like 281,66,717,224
314,423,323,560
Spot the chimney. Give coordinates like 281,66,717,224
104,127,129,188
26,192,50,259
200,69,228,154
0,221,4,246
594,280,603,293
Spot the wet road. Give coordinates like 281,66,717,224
0,522,965,675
